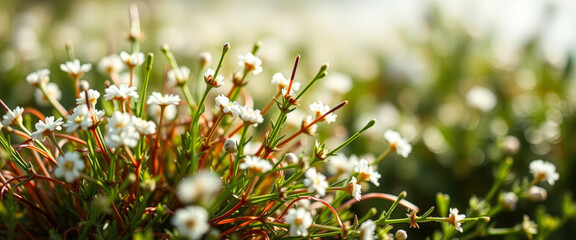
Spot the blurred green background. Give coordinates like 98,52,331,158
1,0,576,238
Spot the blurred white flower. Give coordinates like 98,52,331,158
271,72,300,91
26,69,50,86
239,106,263,126
120,51,145,67
323,72,352,94
54,151,85,182
168,66,191,86
522,215,538,239
104,84,138,102
132,117,156,135
172,206,210,240
466,86,497,112
239,155,272,173
285,208,313,237
527,185,547,202
303,168,329,196
2,106,24,126
35,82,61,106
354,159,381,186
529,159,559,185
98,54,124,75
502,192,518,211
203,68,224,88
105,126,140,148
395,229,408,240
215,95,241,117
358,220,376,240
147,92,181,106
149,104,177,122
309,100,337,124
238,52,262,75
383,129,412,158
177,171,222,203
448,208,466,232
76,89,100,106
327,154,356,179
30,116,63,140
60,59,92,78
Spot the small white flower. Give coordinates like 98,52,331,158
239,155,272,173
63,104,105,132
2,106,24,126
522,215,538,239
238,52,262,75
215,95,241,117
302,116,318,135
26,69,51,86
203,68,224,88
395,229,408,240
358,220,376,240
303,168,329,196
118,72,139,86
466,86,497,112
168,66,191,86
105,126,140,148
54,151,85,182
309,100,337,124
172,206,210,240
346,177,362,201
529,159,559,185
60,59,92,77
448,208,466,232
104,84,138,101
35,82,62,106
106,111,133,131
239,106,264,126
30,116,63,140
383,129,412,158
502,192,518,211
76,89,101,106
285,208,313,237
327,154,356,179
527,185,547,202
98,54,125,74
120,51,145,67
147,92,181,106
132,116,156,135
271,72,301,91
354,159,381,186
149,104,177,122
177,171,222,204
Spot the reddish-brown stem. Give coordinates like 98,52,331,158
23,107,45,121
74,181,84,219
55,134,87,145
111,201,126,227
243,229,271,240
337,192,420,212
210,194,248,224
17,144,57,165
151,107,165,175
227,84,238,99
91,129,111,165
284,54,300,99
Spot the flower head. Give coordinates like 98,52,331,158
238,52,262,75
239,155,272,173
466,86,497,112
448,208,466,232
147,92,181,106
309,100,337,124
383,129,412,158
215,95,241,117
285,208,313,237
346,177,362,201
529,159,559,185
2,106,24,126
104,84,138,102
168,66,191,86
104,111,141,148
60,59,92,78
76,89,101,106
354,159,381,186
98,54,124,75
303,168,329,196
172,206,210,240
30,116,63,140
239,106,263,126
63,104,105,132
522,215,538,239
501,192,519,211
271,72,301,91
203,68,224,88
132,116,156,135
26,69,51,86
327,154,357,179
54,151,85,182
120,51,145,67
177,171,222,204
358,220,376,240
35,83,61,106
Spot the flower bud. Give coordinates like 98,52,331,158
501,192,518,211
224,139,237,153
502,136,520,155
527,186,547,202
284,153,298,164
395,229,408,240
78,80,90,92
198,52,212,68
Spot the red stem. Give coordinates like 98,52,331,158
337,192,420,212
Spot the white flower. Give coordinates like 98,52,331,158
327,154,356,179
149,104,177,122
239,106,264,126
395,229,408,240
285,208,313,237
30,116,63,140
106,111,133,131
448,208,466,232
60,59,92,77
354,159,381,186
118,72,139,86
346,177,362,201
527,186,547,202
147,92,181,106
203,68,224,88
466,86,497,112
76,89,101,106
215,95,241,117
238,52,262,75
172,206,210,240
383,129,412,158
302,116,318,135
323,72,352,94
120,51,145,67
168,66,191,86
271,72,301,91
105,111,140,148
35,82,61,106
2,106,24,126
502,192,518,211
104,84,138,101
54,151,85,182
529,159,560,185
63,105,105,133
522,215,538,239
309,100,337,124
239,155,272,173
177,171,222,204
303,168,329,196
132,116,156,135
26,69,50,86
358,220,376,240
98,54,124,74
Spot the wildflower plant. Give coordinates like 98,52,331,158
0,4,574,240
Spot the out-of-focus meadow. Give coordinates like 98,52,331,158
2,0,576,238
